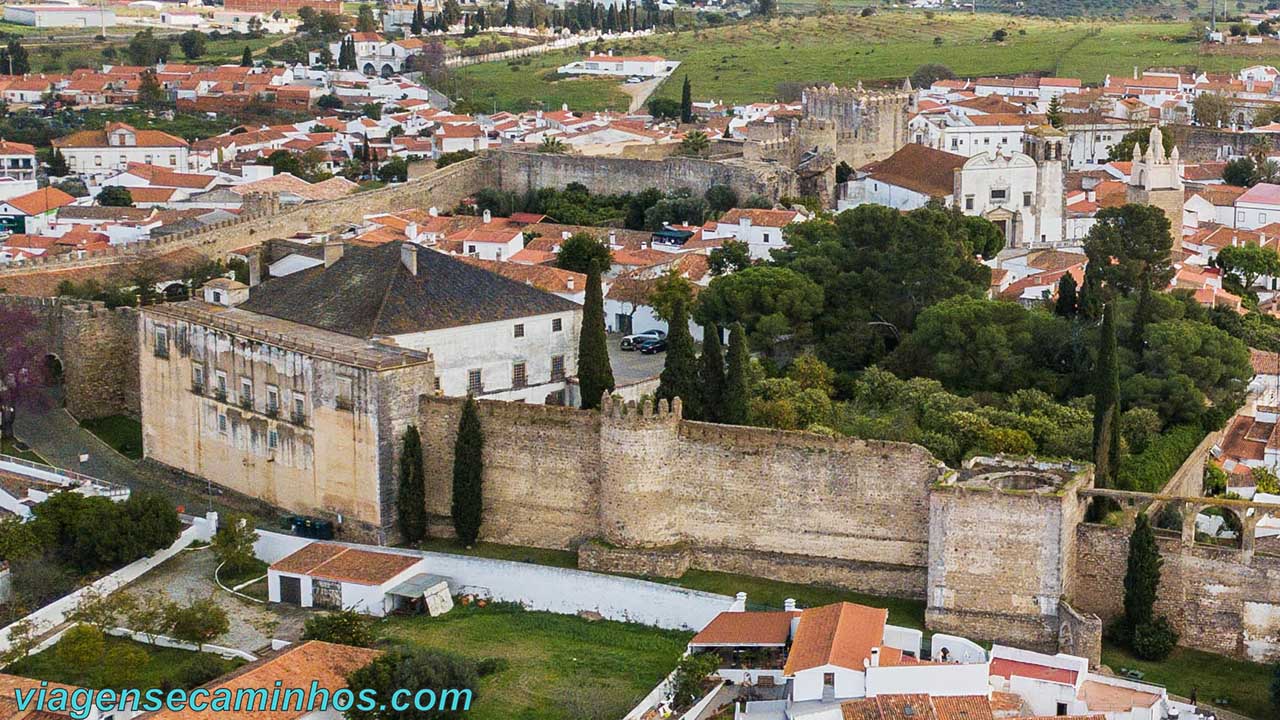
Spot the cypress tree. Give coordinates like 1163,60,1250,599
698,323,725,423
721,322,750,425
1054,272,1077,317
1078,265,1103,321
505,0,518,26
240,46,253,67
397,425,426,543
1122,512,1162,641
577,259,614,409
656,299,700,419
412,0,425,35
680,75,693,124
1092,303,1122,492
452,395,483,547
1130,282,1155,351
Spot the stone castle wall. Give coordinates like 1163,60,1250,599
487,150,796,203
0,296,139,420
418,395,941,597
1071,522,1280,662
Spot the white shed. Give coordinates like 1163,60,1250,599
267,542,449,618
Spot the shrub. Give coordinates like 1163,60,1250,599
1204,462,1228,495
670,652,719,710
1116,424,1203,492
179,653,232,688
302,610,377,648
1131,616,1178,660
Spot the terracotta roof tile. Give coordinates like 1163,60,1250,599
690,611,796,646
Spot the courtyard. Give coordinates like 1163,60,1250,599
381,602,691,720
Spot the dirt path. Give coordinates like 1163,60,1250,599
621,77,664,113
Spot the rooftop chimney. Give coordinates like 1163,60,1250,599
401,242,418,276
324,240,344,267
561,231,572,240
783,598,796,612
247,250,261,287
870,647,881,667
428,206,439,217
483,209,492,224
566,277,575,290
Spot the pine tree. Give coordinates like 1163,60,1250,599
656,299,700,418
577,259,614,409
680,75,693,124
240,46,253,67
5,40,29,76
452,395,483,547
1122,512,1162,640
412,0,425,35
397,425,426,543
1130,283,1154,351
1092,303,1122,492
1047,96,1064,129
698,323,726,423
722,322,749,425
1054,272,1077,317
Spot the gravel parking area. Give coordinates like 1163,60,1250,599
126,546,308,654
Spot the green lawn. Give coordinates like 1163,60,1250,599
453,12,1280,111
382,603,691,720
216,558,269,588
19,34,281,74
6,635,242,689
416,537,579,568
413,538,926,627
1102,644,1273,720
80,415,143,460
0,438,45,464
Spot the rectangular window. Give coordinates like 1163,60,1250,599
552,318,563,332
1239,211,1247,223
514,323,525,338
153,326,169,358
1023,192,1032,207
268,429,279,449
990,189,1007,202
1263,213,1269,224
215,371,227,393
291,393,306,423
94,155,103,167
218,414,228,433
336,376,354,410
240,378,253,408
169,155,177,166
512,361,527,388
551,355,566,381
467,369,483,394
433,377,441,391
267,386,279,414
192,364,205,392
763,232,771,243
964,195,974,211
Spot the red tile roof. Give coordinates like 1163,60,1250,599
783,602,891,675
7,187,75,216
989,657,1078,685
270,542,420,585
690,611,796,646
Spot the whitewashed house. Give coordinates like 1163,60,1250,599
268,542,450,617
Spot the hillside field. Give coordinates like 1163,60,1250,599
453,12,1280,112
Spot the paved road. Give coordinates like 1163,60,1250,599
12,390,278,521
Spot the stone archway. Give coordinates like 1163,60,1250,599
44,353,63,386
363,62,376,76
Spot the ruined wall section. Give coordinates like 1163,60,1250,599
1072,523,1280,662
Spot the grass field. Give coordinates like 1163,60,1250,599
7,635,242,689
19,34,282,74
1102,644,1273,719
453,12,1280,111
0,438,45,464
382,603,690,720
80,415,143,460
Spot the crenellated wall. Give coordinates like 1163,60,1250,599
418,394,942,597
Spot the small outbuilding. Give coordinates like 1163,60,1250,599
267,542,452,617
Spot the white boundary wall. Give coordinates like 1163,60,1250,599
254,530,735,631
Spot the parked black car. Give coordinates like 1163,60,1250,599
621,329,667,350
637,337,668,354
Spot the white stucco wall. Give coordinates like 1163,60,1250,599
391,309,581,403
255,531,734,631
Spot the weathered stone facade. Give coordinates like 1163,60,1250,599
487,150,796,204
927,458,1093,652
138,302,436,541
0,295,139,420
418,394,941,597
